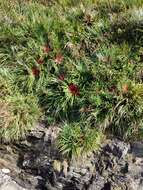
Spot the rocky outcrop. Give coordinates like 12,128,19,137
0,169,26,190
0,123,143,190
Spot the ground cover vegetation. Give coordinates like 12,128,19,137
0,0,143,158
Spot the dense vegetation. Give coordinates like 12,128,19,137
0,0,143,158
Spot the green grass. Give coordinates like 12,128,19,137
0,0,143,157
58,122,102,159
0,93,41,142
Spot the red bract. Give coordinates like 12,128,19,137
68,83,80,96
37,58,44,65
54,54,63,64
58,74,65,81
32,67,40,76
43,45,50,54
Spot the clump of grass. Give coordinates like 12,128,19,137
0,101,13,130
58,122,103,159
0,93,41,142
109,82,143,139
0,68,15,98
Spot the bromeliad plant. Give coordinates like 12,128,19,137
38,75,82,123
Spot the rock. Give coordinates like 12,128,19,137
44,126,60,143
55,182,63,189
46,181,63,190
131,142,143,157
15,173,40,189
0,181,26,190
0,170,26,190
45,183,58,190
126,161,143,190
120,162,128,174
18,141,31,148
0,157,21,174
28,130,44,140
27,123,46,140
0,171,11,186
103,139,130,159
110,175,128,190
1,169,10,174
0,123,142,190
68,171,81,179
80,168,87,175
89,175,105,190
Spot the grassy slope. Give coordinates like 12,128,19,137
0,0,143,156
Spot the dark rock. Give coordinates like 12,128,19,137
101,182,111,190
88,175,105,190
28,130,45,140
103,139,130,158
44,126,60,143
131,142,143,157
45,181,63,190
120,162,128,174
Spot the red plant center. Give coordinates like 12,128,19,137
58,74,65,81
43,45,50,53
68,83,80,96
32,67,40,76
37,58,44,65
